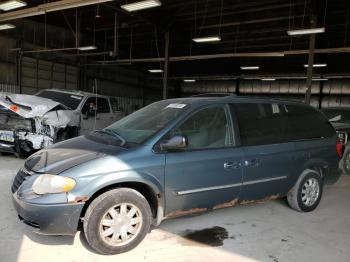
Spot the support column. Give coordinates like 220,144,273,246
163,31,170,100
305,16,317,104
318,80,324,109
235,78,241,96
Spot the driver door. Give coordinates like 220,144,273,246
164,104,243,215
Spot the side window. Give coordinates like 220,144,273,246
81,97,110,114
233,103,289,146
286,105,334,140
109,97,119,111
171,106,233,149
97,97,110,113
82,97,96,114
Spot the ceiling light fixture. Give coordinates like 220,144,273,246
192,36,221,43
240,66,260,70
184,79,196,82
78,46,97,51
304,63,327,68
312,78,328,81
0,23,15,30
0,0,26,11
261,78,276,81
148,69,163,73
287,27,325,36
121,0,161,12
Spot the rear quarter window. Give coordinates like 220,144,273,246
286,105,334,140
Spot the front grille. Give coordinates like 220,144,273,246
11,167,32,193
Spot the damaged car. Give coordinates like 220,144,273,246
321,107,350,174
0,89,122,156
12,96,341,254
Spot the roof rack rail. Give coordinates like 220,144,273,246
190,93,235,97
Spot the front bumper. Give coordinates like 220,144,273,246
0,141,15,153
12,192,84,235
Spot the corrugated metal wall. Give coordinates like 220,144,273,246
21,57,78,94
0,35,17,86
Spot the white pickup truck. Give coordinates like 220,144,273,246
0,89,124,156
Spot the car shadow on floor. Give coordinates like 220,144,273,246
22,197,289,253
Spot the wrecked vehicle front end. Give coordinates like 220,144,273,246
0,93,79,156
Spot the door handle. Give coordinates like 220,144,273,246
224,161,241,169
244,159,261,167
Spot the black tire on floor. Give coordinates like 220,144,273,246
83,188,152,255
339,146,350,175
287,169,323,212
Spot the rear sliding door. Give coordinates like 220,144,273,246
232,102,295,200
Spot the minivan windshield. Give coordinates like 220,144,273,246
105,100,188,144
36,90,83,110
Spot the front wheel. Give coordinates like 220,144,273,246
83,188,152,255
287,170,323,212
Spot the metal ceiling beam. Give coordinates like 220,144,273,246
176,2,306,22
0,0,114,22
195,15,308,30
92,47,350,64
165,74,350,81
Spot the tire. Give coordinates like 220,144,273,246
83,188,152,255
340,146,350,175
287,170,323,212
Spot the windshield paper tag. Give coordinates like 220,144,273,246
166,103,186,109
70,95,82,100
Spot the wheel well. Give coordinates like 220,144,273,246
308,165,324,179
80,182,159,221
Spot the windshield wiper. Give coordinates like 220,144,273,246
97,129,126,146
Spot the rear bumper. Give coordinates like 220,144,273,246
324,163,343,185
12,193,84,235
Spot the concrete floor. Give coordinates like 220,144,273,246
0,155,350,262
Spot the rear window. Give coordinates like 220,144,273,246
286,105,334,140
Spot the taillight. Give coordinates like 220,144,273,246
336,141,343,158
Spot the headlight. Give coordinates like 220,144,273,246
32,174,76,195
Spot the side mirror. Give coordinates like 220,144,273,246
161,135,188,150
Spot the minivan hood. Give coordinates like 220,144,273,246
25,135,127,174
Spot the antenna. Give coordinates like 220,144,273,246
93,78,98,130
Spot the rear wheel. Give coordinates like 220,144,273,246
83,188,152,255
287,170,323,212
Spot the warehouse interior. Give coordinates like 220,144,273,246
1,0,350,261
0,0,350,108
